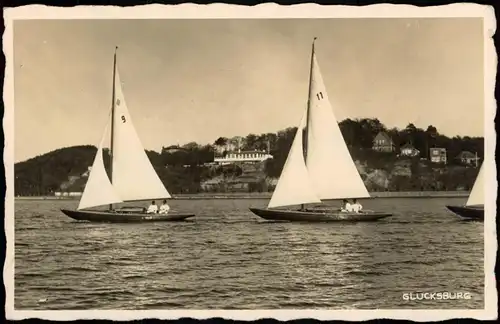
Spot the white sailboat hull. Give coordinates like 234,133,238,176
249,207,392,222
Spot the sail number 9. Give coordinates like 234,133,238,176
121,116,126,123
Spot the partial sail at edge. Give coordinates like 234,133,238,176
268,107,321,209
78,121,123,210
110,68,172,202
305,53,370,201
466,164,484,206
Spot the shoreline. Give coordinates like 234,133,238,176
14,190,470,201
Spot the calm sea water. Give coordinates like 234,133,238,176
14,197,484,310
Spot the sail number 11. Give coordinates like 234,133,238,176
316,92,324,100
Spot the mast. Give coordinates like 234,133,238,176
109,46,118,211
301,37,317,210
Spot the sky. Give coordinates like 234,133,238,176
13,17,484,162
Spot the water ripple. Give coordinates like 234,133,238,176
14,197,484,309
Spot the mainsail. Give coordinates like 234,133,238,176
466,164,484,206
77,51,171,210
110,68,172,202
268,38,370,209
305,51,370,201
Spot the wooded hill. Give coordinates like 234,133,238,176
14,118,483,196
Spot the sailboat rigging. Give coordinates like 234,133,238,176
61,47,195,223
249,38,392,222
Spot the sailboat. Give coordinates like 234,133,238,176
446,163,484,221
61,47,195,223
249,38,392,222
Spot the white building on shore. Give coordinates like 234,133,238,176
214,149,273,165
54,191,82,197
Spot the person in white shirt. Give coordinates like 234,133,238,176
341,199,352,212
159,199,170,214
146,201,158,214
351,199,363,213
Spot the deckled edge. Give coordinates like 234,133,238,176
3,2,497,321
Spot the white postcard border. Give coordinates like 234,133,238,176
3,3,497,321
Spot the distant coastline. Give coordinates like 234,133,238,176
15,118,483,198
15,190,470,201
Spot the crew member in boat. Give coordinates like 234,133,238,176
146,200,158,214
159,199,170,214
351,199,363,213
341,199,352,212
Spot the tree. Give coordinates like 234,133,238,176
339,118,363,147
424,125,438,158
228,136,245,151
425,125,438,137
386,127,402,150
15,117,485,196
182,142,199,150
264,127,297,177
405,123,417,134
356,118,387,148
245,134,258,150
214,137,228,147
